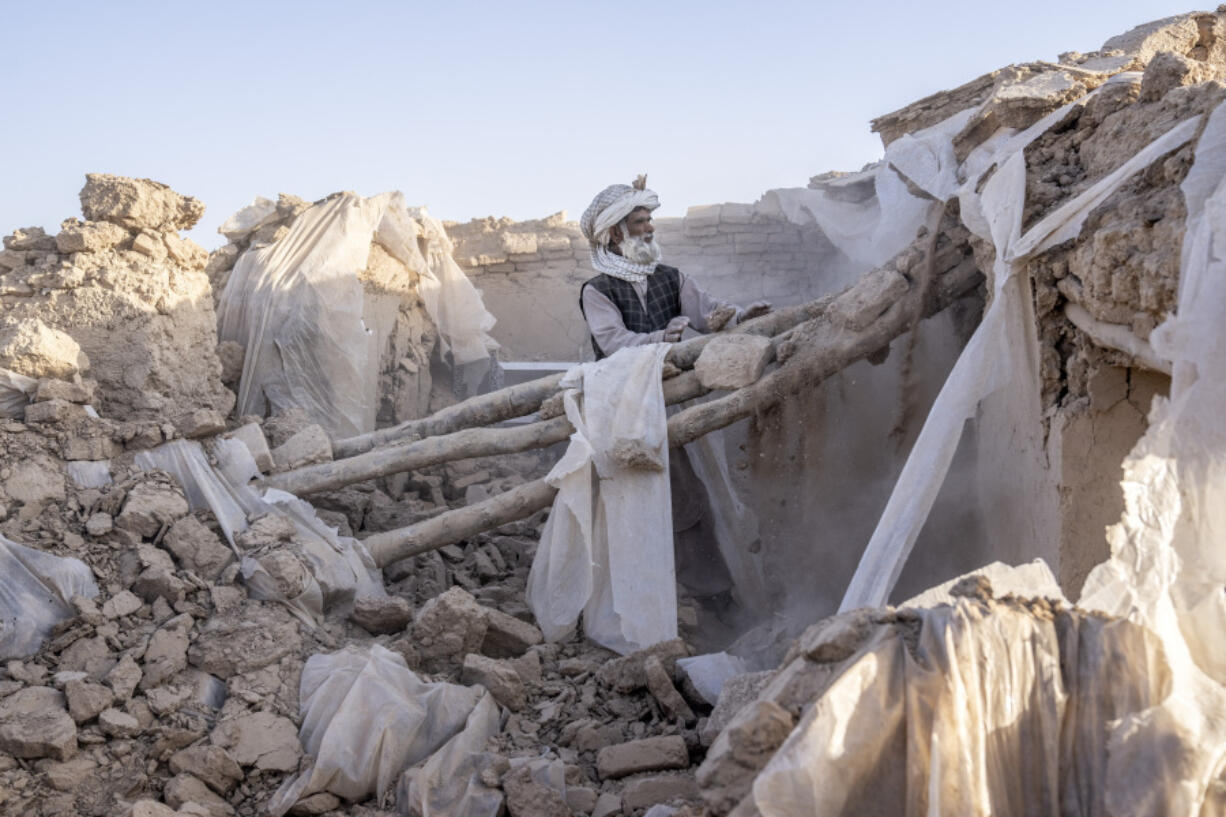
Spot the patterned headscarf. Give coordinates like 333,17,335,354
580,176,661,283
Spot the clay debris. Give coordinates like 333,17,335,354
0,8,1222,817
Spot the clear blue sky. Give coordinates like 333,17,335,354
0,1,1200,248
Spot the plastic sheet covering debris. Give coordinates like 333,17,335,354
0,533,98,660
0,367,36,419
134,439,384,623
841,76,1201,613
752,597,1174,816
751,92,1226,817
526,344,678,654
267,644,500,817
66,460,112,489
216,191,498,438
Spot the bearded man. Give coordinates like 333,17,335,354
578,176,770,358
577,176,770,613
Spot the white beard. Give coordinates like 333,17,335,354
619,233,662,265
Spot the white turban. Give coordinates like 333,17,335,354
581,178,662,282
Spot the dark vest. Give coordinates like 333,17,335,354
579,265,682,359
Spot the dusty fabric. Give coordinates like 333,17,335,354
526,344,678,654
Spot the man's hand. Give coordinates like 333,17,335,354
663,316,690,343
741,301,772,321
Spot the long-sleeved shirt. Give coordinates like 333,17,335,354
581,270,742,357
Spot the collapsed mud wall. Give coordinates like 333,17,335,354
448,205,846,361
748,10,1226,617
0,174,235,431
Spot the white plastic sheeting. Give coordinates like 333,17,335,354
0,534,98,660
217,192,497,438
748,87,1226,817
526,344,678,654
840,78,1201,612
0,367,36,419
267,644,500,817
134,439,383,623
752,599,1175,816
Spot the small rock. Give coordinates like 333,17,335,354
620,774,701,812
64,680,114,723
0,319,89,380
41,754,97,791
645,655,696,724
566,785,599,814
592,792,622,817
141,613,193,690
103,654,142,701
0,686,77,760
188,603,300,678
597,735,689,780
501,764,570,817
481,607,543,658
413,587,488,670
129,801,177,817
227,422,273,473
161,515,230,579
288,792,342,815
116,480,190,538
210,711,301,771
84,512,114,536
349,595,413,635
270,424,332,471
694,334,773,390
169,744,243,794
174,409,227,439
98,707,141,738
163,772,235,817
597,639,690,692
101,590,142,619
460,654,525,711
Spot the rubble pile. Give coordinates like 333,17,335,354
1,8,1225,817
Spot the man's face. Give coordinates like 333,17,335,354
623,208,654,241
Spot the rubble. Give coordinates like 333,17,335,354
0,10,1220,815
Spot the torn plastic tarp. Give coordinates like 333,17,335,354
134,439,383,623
267,644,500,817
752,598,1174,816
526,344,678,655
0,533,98,660
840,78,1202,612
0,367,37,419
216,192,498,438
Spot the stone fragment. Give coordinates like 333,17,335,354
63,680,113,723
645,655,696,724
481,608,543,658
234,512,296,550
508,649,542,685
696,700,795,814
461,654,526,711
701,671,774,746
24,398,88,424
101,590,142,619
694,334,773,391
349,595,413,635
129,801,176,817
163,231,208,269
4,225,57,251
591,792,621,817
288,792,343,815
0,686,77,760
104,653,142,701
79,173,205,232
501,764,570,817
210,711,301,771
270,424,333,471
85,512,113,536
1139,50,1223,102
41,754,97,790
597,735,689,780
621,774,701,812
188,603,301,678
117,480,190,538
141,613,193,690
169,745,243,794
174,408,226,439
597,638,690,692
34,377,94,404
566,785,599,814
146,685,194,716
98,707,141,738
54,218,128,254
163,773,236,817
0,319,88,380
227,422,272,472
3,454,66,505
413,587,488,669
797,607,878,663
162,516,233,581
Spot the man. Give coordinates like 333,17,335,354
578,176,770,359
577,176,770,613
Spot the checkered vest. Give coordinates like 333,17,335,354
580,265,682,359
